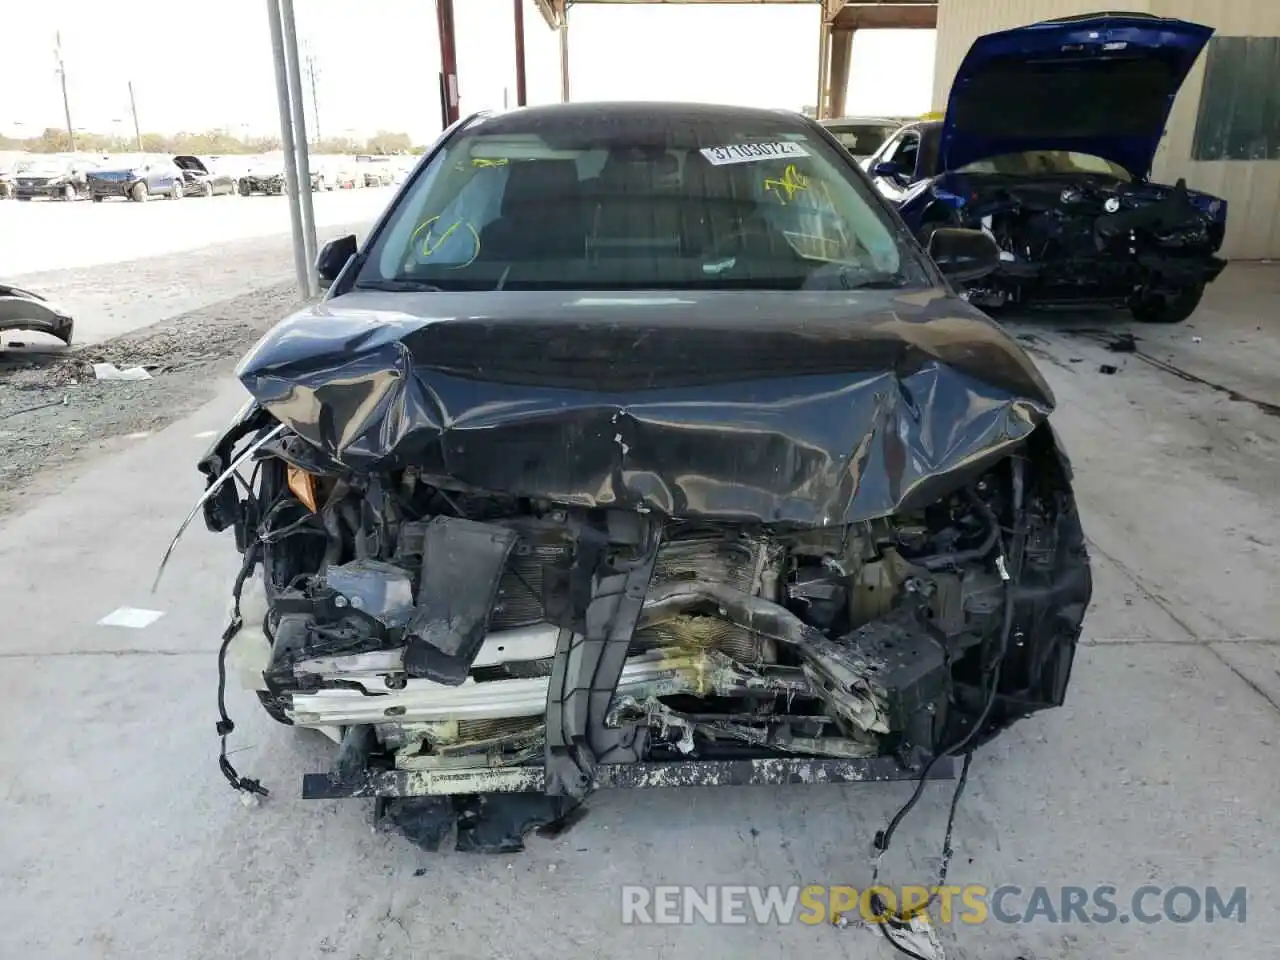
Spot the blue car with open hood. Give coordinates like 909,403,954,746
864,12,1228,324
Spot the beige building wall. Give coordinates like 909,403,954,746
932,0,1280,258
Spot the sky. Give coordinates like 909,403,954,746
3,0,936,142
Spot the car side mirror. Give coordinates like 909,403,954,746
927,228,1000,283
316,234,358,290
871,161,902,179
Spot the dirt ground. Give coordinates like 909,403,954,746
0,282,301,514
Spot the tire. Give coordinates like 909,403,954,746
202,181,214,198
170,179,183,199
1130,285,1204,324
62,183,76,201
131,181,149,203
238,179,251,197
18,196,31,201
91,195,103,203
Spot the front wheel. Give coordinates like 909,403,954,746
1130,285,1204,324
170,179,183,199
131,181,149,203
62,183,76,201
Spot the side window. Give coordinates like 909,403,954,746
918,127,941,179
890,133,920,178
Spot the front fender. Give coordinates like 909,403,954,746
198,400,275,537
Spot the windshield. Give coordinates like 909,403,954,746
101,154,149,169
955,151,1131,180
24,160,72,176
360,110,917,292
826,123,899,157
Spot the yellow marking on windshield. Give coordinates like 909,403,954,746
409,215,481,268
472,157,509,168
762,163,810,205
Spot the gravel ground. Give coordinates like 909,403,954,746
0,193,384,515
0,282,300,515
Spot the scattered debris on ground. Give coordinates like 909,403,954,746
1105,332,1138,353
0,281,300,515
1099,364,1119,375
92,362,152,381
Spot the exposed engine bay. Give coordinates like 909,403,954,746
944,175,1226,313
196,409,1089,850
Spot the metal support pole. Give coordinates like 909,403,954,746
513,0,527,107
436,0,460,126
128,81,144,153
266,0,309,299
827,28,854,120
815,17,831,120
558,8,570,103
282,0,317,292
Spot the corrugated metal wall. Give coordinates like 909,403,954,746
932,0,1280,258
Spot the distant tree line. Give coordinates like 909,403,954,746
1,127,424,155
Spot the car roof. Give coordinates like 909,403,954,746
822,117,903,128
469,100,806,134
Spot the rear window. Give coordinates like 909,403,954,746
956,151,1131,180
827,123,898,157
361,111,913,292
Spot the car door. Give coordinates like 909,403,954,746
869,129,922,205
148,161,173,192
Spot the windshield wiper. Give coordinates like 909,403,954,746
353,278,446,292
802,262,909,291
843,274,909,290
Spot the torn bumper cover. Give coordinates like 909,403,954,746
198,290,1092,850
0,283,74,343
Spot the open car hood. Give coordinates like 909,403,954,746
939,12,1213,178
234,289,1055,527
172,155,210,174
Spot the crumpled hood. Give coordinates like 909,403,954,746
234,288,1055,526
941,12,1213,178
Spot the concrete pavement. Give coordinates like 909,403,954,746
1,271,1278,960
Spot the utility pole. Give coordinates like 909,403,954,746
54,32,75,152
305,46,321,143
127,81,144,152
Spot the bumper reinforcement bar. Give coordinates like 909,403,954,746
302,755,956,799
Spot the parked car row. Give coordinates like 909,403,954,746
1,151,416,201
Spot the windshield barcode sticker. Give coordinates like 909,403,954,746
699,142,811,166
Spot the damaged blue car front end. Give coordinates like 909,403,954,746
877,12,1228,323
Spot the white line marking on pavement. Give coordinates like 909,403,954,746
98,607,166,629
193,430,218,438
